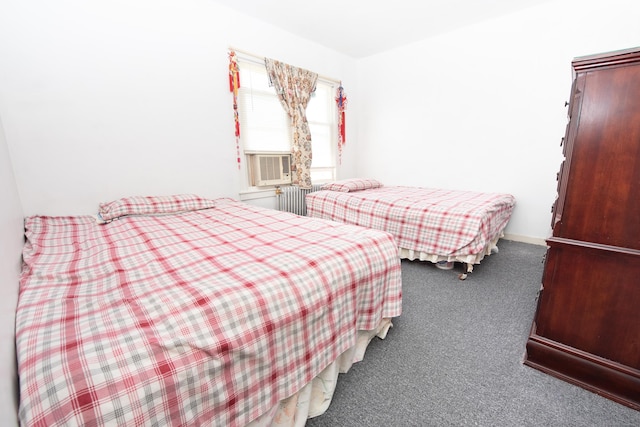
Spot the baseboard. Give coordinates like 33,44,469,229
503,233,547,246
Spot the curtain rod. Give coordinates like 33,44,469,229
228,46,342,85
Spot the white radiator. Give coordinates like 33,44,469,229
277,184,323,216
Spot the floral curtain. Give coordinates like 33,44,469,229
264,58,318,189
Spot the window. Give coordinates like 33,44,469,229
306,82,338,182
236,56,337,190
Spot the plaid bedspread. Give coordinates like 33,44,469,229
16,199,402,426
306,186,516,259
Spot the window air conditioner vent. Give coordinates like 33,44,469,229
252,154,292,187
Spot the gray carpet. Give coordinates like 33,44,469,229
306,240,640,426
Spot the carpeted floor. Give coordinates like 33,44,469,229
306,240,640,427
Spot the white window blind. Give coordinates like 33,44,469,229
237,61,291,153
307,82,336,181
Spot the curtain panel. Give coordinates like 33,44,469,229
264,58,318,189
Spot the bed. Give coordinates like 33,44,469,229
306,179,516,279
15,195,402,426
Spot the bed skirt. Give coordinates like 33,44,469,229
247,318,394,427
398,232,505,269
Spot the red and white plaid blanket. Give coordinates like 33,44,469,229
16,198,402,426
306,186,516,260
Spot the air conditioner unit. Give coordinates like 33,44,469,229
252,154,292,187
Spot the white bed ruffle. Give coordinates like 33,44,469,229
247,318,394,427
398,232,505,271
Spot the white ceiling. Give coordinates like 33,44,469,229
211,0,552,58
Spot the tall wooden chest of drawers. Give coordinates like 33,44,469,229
524,47,640,411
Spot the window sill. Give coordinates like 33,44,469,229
238,188,277,202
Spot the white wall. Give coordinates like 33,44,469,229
356,0,640,242
0,114,22,424
0,0,357,217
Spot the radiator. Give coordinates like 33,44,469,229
277,184,324,216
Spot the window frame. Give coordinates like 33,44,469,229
234,52,338,198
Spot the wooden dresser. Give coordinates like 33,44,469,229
524,47,640,411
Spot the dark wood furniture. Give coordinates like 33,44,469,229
524,47,640,411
